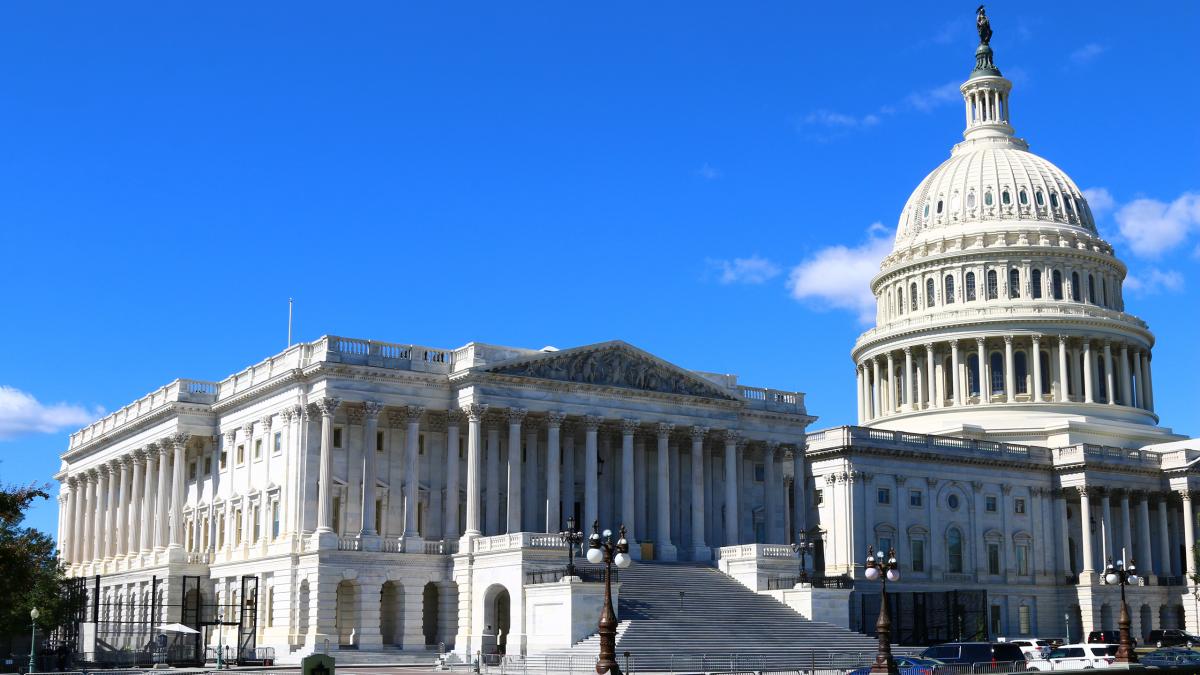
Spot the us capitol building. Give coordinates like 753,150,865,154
53,13,1197,663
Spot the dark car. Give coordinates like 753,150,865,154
1141,648,1200,668
920,642,1027,666
1147,629,1200,648
1088,630,1137,647
847,656,943,675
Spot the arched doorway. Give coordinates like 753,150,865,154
336,580,359,647
380,582,403,646
482,585,511,656
422,583,440,647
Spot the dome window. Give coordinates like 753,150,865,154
967,192,977,209
945,275,955,304
1050,193,1060,209
936,200,944,214
951,194,961,211
1051,270,1063,300
1019,190,1028,205
1009,269,1021,298
910,282,918,311
965,272,977,302
1070,272,1081,301
924,203,930,218
926,278,935,307
986,270,998,300
1031,269,1043,299
897,288,904,315
984,191,994,206
1002,190,1011,205
1035,191,1045,207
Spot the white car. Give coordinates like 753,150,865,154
1026,643,1118,670
1009,639,1053,660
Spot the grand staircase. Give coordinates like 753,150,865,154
532,561,882,672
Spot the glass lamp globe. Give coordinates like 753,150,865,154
586,547,603,564
886,568,900,582
603,529,612,538
617,538,627,547
614,552,631,568
1129,574,1140,585
888,557,897,565
1105,572,1119,585
864,566,880,581
30,607,39,620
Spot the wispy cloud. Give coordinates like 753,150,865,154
696,163,721,180
1083,187,1116,216
802,110,881,129
798,79,962,140
1113,192,1200,258
1125,268,1184,296
0,386,101,441
786,223,893,323
1069,43,1106,65
905,81,962,113
707,255,781,285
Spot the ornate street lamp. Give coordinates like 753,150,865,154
216,608,225,670
792,528,824,582
864,546,900,675
560,516,585,578
1103,557,1140,664
28,607,39,674
586,521,631,675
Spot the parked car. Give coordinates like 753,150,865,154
920,642,1027,666
847,656,944,675
1009,639,1053,660
1147,629,1200,648
1026,643,1119,670
1141,648,1200,668
1087,630,1137,647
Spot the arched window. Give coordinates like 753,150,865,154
1031,269,1043,299
945,275,955,304
1035,190,1045,207
1002,190,1011,205
1071,272,1081,301
924,203,930,218
1019,189,1028,205
926,278,935,307
1015,351,1029,394
985,191,994,206
1009,268,1021,298
986,270,998,299
966,272,977,301
1097,359,1108,401
1052,270,1064,300
1101,278,1108,307
990,352,1004,395
948,527,964,573
1050,193,1060,209
897,287,904,315
1088,274,1096,304
910,282,918,311
937,199,944,214
1039,351,1052,395
967,354,980,396
967,192,977,209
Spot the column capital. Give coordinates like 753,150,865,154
621,418,640,436
119,455,134,469
223,429,236,445
690,425,708,440
583,415,603,432
721,429,742,445
97,464,112,478
259,414,273,430
1082,339,1092,351
506,407,527,425
976,336,986,346
546,411,567,429
85,468,100,482
157,443,171,459
1059,334,1069,346
168,432,189,450
1031,333,1042,343
923,342,935,352
926,477,939,488
656,422,674,439
107,457,123,473
316,397,341,418
446,408,466,427
1103,338,1112,349
289,403,305,420
1003,335,1014,345
895,474,907,486
902,345,913,356
362,400,385,420
764,440,780,456
405,405,425,424
279,407,294,424
1178,489,1193,502
242,421,255,437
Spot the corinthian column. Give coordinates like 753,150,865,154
128,452,144,555
583,416,601,528
403,406,424,548
1004,336,1015,403
444,410,463,541
463,404,487,539
141,448,157,552
506,408,525,534
1103,340,1116,405
1078,487,1095,576
116,457,131,557
105,461,119,559
621,419,638,546
1082,340,1095,403
1182,491,1196,578
690,426,709,559
91,468,105,562
655,423,677,560
925,343,937,408
1031,335,1043,401
69,477,84,564
545,413,564,533
360,402,384,539
1057,336,1070,402
724,432,740,546
764,441,779,544
168,433,187,549
885,352,896,413
951,340,962,406
903,347,914,411
314,397,341,535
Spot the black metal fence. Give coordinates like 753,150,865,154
858,589,989,646
524,567,615,585
766,574,855,590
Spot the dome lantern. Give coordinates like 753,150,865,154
961,6,1015,144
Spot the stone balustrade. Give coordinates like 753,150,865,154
69,379,217,450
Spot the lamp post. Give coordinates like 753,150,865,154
216,608,225,670
28,607,39,674
792,528,823,582
864,546,900,675
1102,557,1139,664
560,515,585,578
586,521,631,675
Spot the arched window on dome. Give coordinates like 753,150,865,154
1101,278,1108,307
1052,270,1064,300
945,275,955,304
951,193,961,212
924,203,930,218
910,282,918,311
986,270,998,300
1050,192,1060,209
896,287,903,316
1002,190,1012,205
947,527,964,574
967,354,980,397
1039,351,1052,396
1019,190,1029,205
966,272,977,302
1031,269,1043,299
1071,272,1081,302
1015,351,1029,395
1035,190,1045,207
967,192,977,209
1087,274,1096,304
926,279,935,307
936,199,944,215
984,191,994,207
1009,268,1021,299
1097,358,1108,401
990,352,1004,395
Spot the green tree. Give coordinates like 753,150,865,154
0,484,74,637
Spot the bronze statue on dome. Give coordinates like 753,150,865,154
976,5,993,46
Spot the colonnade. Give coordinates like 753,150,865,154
856,334,1154,423
1063,487,1196,582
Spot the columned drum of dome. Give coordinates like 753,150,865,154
849,15,1174,448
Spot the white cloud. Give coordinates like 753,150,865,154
1114,192,1200,258
786,224,893,323
799,80,960,140
1070,43,1106,65
1083,187,1115,215
708,255,781,285
696,163,721,180
905,81,962,113
802,109,881,129
0,386,101,441
1124,268,1184,295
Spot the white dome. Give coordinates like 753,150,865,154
894,143,1097,250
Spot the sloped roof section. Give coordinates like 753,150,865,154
482,341,738,401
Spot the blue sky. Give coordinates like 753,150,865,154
2,2,1197,537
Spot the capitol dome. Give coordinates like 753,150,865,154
849,26,1171,448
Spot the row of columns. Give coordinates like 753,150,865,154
1067,487,1196,581
857,334,1154,422
61,433,190,565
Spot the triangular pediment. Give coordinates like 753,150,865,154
482,341,737,401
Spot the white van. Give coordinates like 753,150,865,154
1026,643,1118,670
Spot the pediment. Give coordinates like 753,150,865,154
482,341,737,401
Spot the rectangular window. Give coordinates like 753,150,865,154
878,488,891,505
253,506,261,541
419,434,425,455
236,445,245,465
754,464,765,482
218,519,225,548
271,502,280,539
273,431,282,455
990,605,1003,636
986,495,998,512
1015,498,1026,514
375,499,384,533
254,438,263,460
204,456,212,475
333,427,343,449
219,451,228,470
911,540,925,572
814,489,824,506
988,543,1001,575
1018,605,1031,635
235,509,243,545
458,437,465,459
188,461,197,481
910,490,923,507
1017,544,1029,575
332,496,341,533
377,431,385,452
